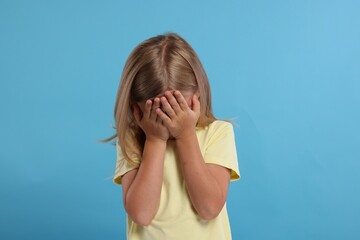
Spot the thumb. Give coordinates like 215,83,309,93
191,94,201,114
133,104,142,124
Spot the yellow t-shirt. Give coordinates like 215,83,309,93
113,120,241,240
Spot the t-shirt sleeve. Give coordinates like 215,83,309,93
203,121,241,181
113,139,140,185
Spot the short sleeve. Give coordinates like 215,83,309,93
113,139,140,185
204,121,241,181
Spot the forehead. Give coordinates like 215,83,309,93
148,89,194,100
136,89,194,106
178,89,194,98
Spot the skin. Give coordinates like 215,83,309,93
121,90,231,226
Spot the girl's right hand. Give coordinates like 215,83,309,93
133,98,170,142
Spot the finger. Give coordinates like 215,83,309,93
133,104,142,124
151,97,161,121
156,108,172,126
153,97,161,109
143,100,152,119
154,98,163,123
174,90,190,111
191,94,201,114
160,96,176,118
164,91,181,113
156,114,163,123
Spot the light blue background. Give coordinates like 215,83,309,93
1,0,359,239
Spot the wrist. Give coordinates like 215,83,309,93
175,130,197,143
146,136,168,144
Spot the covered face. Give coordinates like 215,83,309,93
136,89,195,114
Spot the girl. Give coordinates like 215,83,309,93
104,33,240,239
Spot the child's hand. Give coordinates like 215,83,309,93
155,90,200,140
133,97,170,142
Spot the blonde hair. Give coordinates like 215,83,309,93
99,33,216,165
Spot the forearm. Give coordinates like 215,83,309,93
176,133,225,220
125,139,166,225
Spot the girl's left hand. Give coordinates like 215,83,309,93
155,90,200,140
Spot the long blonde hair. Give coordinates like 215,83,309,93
99,33,216,165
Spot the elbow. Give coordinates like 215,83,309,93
196,195,227,221
198,210,220,221
125,206,155,226
197,204,223,221
131,215,153,227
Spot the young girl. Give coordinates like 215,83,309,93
105,33,240,239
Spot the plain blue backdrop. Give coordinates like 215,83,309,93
1,0,359,239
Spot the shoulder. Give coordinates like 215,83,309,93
196,120,235,144
206,120,234,135
209,120,233,129
196,120,233,131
